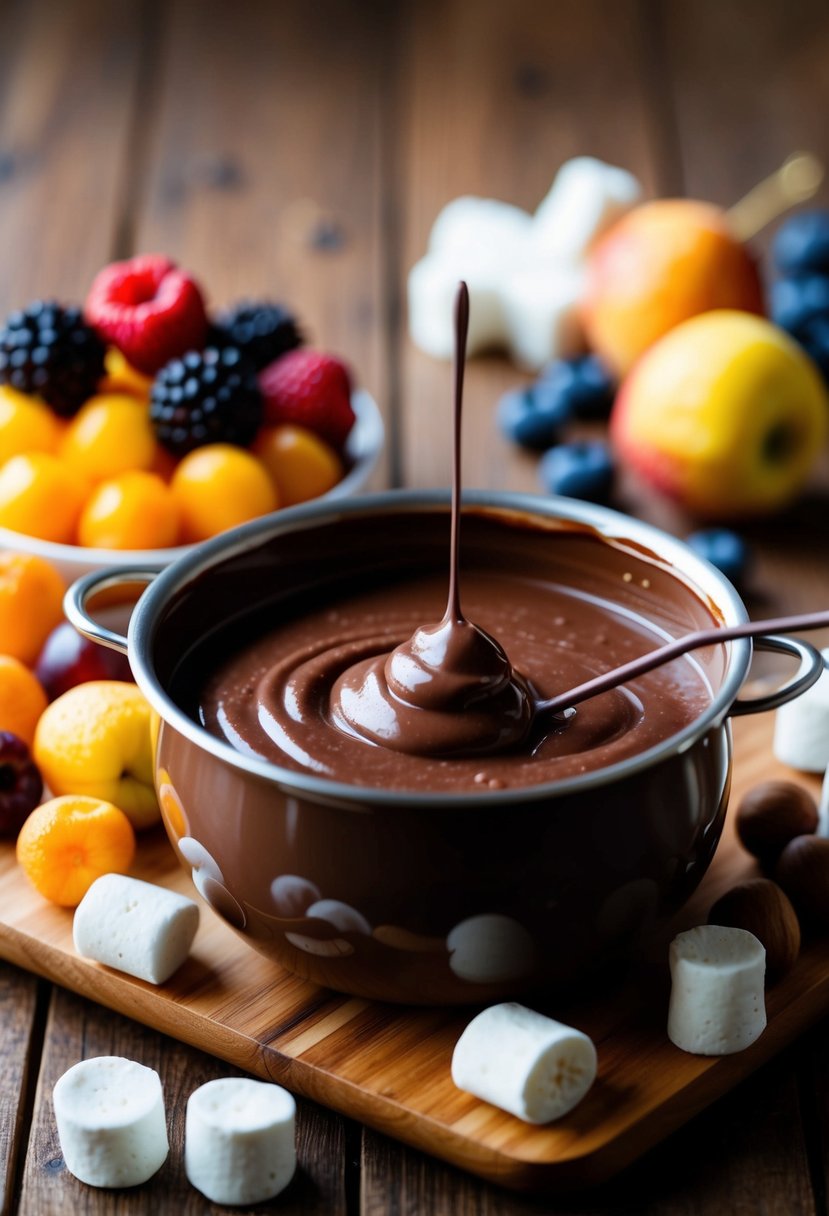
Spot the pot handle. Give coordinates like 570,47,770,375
64,568,159,656
729,634,826,717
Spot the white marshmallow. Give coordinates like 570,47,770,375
185,1077,296,1205
451,1002,597,1123
501,265,586,370
53,1056,168,1188
407,256,509,359
773,649,829,772
668,925,766,1055
428,195,533,257
73,873,199,985
820,768,829,837
533,156,642,262
446,913,535,984
407,157,642,368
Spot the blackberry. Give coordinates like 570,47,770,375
150,347,264,456
208,301,303,370
0,301,106,416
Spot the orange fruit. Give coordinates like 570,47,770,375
16,794,136,906
60,393,157,483
34,680,158,830
0,655,48,745
170,444,278,542
100,348,153,399
0,453,87,543
0,551,65,664
253,424,344,506
78,471,181,550
0,385,64,463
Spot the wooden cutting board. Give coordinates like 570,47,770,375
0,713,826,1193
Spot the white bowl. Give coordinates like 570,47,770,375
0,389,384,581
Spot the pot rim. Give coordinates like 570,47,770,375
128,489,751,808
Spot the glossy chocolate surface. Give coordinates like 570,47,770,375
181,505,719,792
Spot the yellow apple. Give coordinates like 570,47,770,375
34,681,159,829
611,311,829,517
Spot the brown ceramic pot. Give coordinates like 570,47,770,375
67,492,822,1004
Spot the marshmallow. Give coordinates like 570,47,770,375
446,913,535,984
773,649,829,772
73,873,199,985
501,265,586,370
668,925,766,1055
185,1077,296,1206
533,156,643,262
407,257,509,359
407,157,642,369
53,1056,168,1188
451,1002,597,1123
428,195,533,257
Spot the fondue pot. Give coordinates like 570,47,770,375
67,491,822,1004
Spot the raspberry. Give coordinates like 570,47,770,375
209,302,303,371
85,254,209,376
259,350,355,449
150,347,264,456
0,302,106,416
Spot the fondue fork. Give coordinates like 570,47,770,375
538,610,829,716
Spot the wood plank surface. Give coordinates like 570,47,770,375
0,966,41,1216
396,0,662,494
0,0,146,314
1,0,829,1210
133,0,391,490
1,714,826,1195
15,985,350,1215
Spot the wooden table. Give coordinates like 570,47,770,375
2,1,829,1211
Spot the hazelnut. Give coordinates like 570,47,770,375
734,780,818,865
708,878,800,983
774,835,829,932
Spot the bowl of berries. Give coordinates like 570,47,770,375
0,255,383,579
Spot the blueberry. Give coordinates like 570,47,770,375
793,313,829,380
772,210,829,278
539,355,616,420
686,529,750,585
538,441,614,502
770,275,829,335
497,384,571,450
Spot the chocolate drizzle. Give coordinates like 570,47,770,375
329,282,540,757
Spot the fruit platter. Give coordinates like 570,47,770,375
0,254,382,576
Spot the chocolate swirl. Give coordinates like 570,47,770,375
330,615,536,756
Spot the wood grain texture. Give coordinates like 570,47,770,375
1,716,826,1194
628,0,829,631
132,0,391,489
15,984,348,1215
0,965,40,1216
0,0,145,313
395,0,660,494
361,1045,820,1216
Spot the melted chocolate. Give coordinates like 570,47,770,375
330,283,539,757
192,282,717,793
